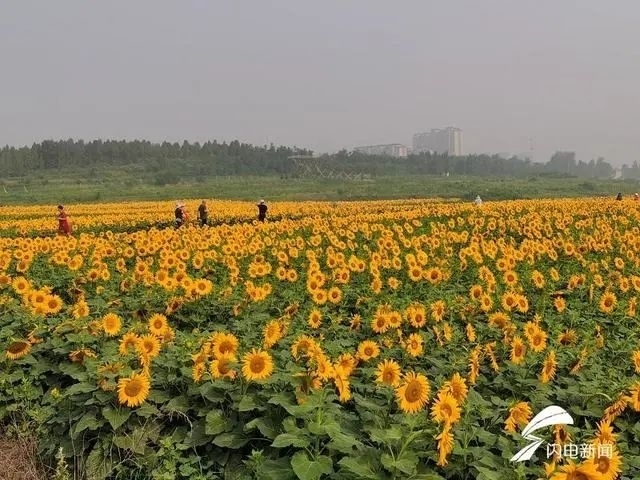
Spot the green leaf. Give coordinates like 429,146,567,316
66,382,98,395
73,412,103,436
259,458,297,480
325,424,363,454
368,426,403,445
290,452,333,480
162,395,190,414
337,457,381,479
199,383,226,403
102,407,131,430
474,465,504,480
380,449,421,475
212,432,249,449
205,410,228,435
244,417,278,439
238,393,262,411
268,392,301,415
85,443,113,480
272,433,311,448
134,403,160,418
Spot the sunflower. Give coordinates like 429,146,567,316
241,348,274,381
308,309,323,329
291,335,317,360
211,332,239,358
387,311,402,329
549,460,599,480
465,323,476,342
488,312,509,329
119,332,139,355
5,340,31,360
479,294,493,312
469,285,483,301
627,382,640,411
371,312,390,333
404,333,423,357
335,353,357,377
210,354,237,380
504,402,532,433
375,359,402,387
595,419,617,445
554,297,567,313
117,372,151,408
406,304,427,328
528,328,548,353
599,292,617,314
46,295,63,314
510,336,526,364
136,334,161,360
395,371,430,414
263,320,284,348
357,340,380,361
327,287,342,305
531,270,545,289
590,441,621,480
69,348,97,363
430,300,446,322
333,371,351,403
431,391,461,425
558,329,578,346
148,313,169,336
442,372,468,403
540,350,557,383
102,313,122,336
436,425,454,467
501,292,518,311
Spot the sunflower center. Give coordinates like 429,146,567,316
596,457,610,473
441,404,453,417
8,342,28,354
364,347,373,356
383,371,393,382
568,473,588,480
250,356,265,373
404,380,422,403
514,345,523,356
124,379,142,397
218,362,230,374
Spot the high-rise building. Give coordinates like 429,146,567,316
412,127,463,156
354,144,408,158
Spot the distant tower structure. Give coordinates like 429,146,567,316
413,127,463,155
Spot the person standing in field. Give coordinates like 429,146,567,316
257,199,268,222
616,192,623,201
57,205,71,236
174,203,185,229
198,200,208,226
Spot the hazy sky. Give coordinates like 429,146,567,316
1,1,639,165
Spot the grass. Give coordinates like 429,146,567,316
0,164,639,205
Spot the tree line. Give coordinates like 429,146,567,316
0,139,632,180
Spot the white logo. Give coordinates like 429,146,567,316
510,405,574,463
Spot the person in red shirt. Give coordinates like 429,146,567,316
57,205,71,236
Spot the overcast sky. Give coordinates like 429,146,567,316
1,1,639,165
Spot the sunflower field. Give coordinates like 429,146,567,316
1,197,639,480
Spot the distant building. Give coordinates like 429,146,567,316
413,127,463,156
354,144,408,158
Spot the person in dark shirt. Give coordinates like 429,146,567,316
174,203,185,229
198,200,208,226
616,192,623,201
257,199,267,222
